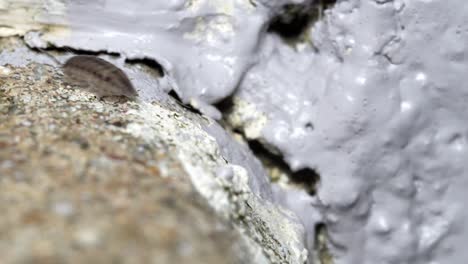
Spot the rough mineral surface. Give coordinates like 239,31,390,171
0,63,252,263
0,46,311,262
0,61,306,264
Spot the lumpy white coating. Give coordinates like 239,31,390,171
236,0,468,263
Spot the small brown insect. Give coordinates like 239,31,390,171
62,55,138,99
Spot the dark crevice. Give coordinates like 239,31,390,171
267,4,314,40
168,89,184,103
267,0,337,43
168,90,203,115
28,43,122,68
33,45,121,57
248,140,320,196
314,223,334,264
215,96,320,195
320,0,338,11
30,43,165,79
125,57,165,77
214,94,235,115
214,94,237,128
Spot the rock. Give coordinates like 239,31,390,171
0,43,307,263
0,62,254,263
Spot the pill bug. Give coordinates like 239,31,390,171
62,55,138,99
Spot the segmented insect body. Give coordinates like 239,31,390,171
62,55,138,98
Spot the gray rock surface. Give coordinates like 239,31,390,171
0,42,307,263
0,61,252,264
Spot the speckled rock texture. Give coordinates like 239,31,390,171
0,63,255,264
0,36,310,262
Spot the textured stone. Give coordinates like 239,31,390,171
0,62,256,264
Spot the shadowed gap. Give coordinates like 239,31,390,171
267,0,337,43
